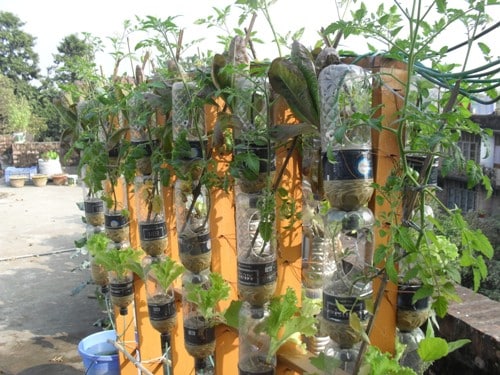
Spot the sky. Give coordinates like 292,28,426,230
0,0,499,78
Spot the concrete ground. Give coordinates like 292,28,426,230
0,178,106,374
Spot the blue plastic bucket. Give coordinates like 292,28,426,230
78,330,120,375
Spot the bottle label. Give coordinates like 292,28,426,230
323,150,373,180
84,200,104,214
238,260,277,286
110,280,134,297
140,222,167,241
148,300,176,321
184,325,215,345
323,293,369,321
105,214,129,229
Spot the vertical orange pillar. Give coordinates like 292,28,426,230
272,98,303,375
205,103,240,374
368,58,407,354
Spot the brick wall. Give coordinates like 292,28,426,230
12,142,60,167
0,135,79,169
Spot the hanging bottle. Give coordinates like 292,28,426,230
104,175,130,245
143,255,178,375
236,188,277,307
175,178,212,274
318,63,374,211
182,270,216,374
238,302,275,375
81,169,105,228
320,207,374,357
135,174,168,257
172,80,206,142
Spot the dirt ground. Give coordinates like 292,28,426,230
0,180,106,374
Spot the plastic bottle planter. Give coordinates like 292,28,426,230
238,302,276,375
172,81,206,142
145,263,178,334
105,212,130,244
398,327,426,373
135,175,168,257
232,76,269,143
139,219,168,257
320,294,370,354
182,271,216,371
143,257,177,374
322,339,360,374
396,284,431,332
234,144,276,194
128,95,157,144
301,231,334,300
236,191,277,307
84,197,105,227
109,270,134,316
320,207,374,351
89,257,109,292
104,176,130,244
175,179,212,273
301,232,333,356
318,63,374,211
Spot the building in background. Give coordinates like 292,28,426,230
439,98,500,215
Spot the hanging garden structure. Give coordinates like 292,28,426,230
62,1,499,374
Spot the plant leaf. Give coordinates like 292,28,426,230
268,57,320,126
417,337,449,361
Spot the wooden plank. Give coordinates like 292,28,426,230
368,64,408,354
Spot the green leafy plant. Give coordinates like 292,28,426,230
264,287,319,363
185,272,230,326
88,233,144,280
41,150,59,160
149,257,185,291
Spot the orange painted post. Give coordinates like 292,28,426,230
367,58,407,354
272,98,303,375
203,103,241,374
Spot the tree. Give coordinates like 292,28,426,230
0,74,16,134
50,33,98,85
0,11,40,94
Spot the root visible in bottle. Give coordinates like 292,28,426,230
323,179,374,211
180,251,212,273
86,212,105,226
106,225,130,243
320,317,367,348
141,237,168,256
238,281,276,307
397,308,430,332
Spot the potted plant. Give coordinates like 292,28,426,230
135,173,168,257
182,271,230,372
86,232,111,290
143,255,184,371
38,150,63,177
237,287,319,375
90,239,144,315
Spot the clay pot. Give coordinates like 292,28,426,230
32,174,48,187
9,175,26,188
